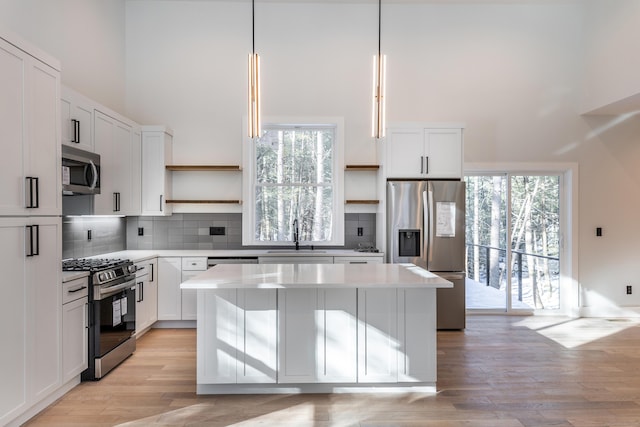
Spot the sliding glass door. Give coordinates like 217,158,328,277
465,174,561,312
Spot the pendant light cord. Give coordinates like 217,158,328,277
377,0,381,56
252,0,255,54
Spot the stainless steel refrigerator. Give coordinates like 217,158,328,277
387,180,466,329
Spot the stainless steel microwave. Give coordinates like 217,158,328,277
62,145,100,195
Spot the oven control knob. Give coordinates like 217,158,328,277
98,272,106,282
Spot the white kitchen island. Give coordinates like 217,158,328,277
180,263,452,394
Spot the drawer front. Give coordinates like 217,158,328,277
135,262,150,279
62,277,89,304
333,256,384,264
182,257,207,271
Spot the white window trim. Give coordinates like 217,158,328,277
242,116,345,246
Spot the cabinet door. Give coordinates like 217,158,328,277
237,289,277,383
357,288,398,383
278,289,318,383
0,41,26,216
27,60,61,215
61,88,94,152
157,257,182,320
318,289,357,383
62,297,88,383
385,129,424,179
94,111,134,215
112,119,133,215
0,40,60,216
278,288,357,384
197,289,238,384
147,259,158,325
141,130,172,216
28,218,62,401
129,127,142,216
181,270,201,320
94,111,115,214
424,128,463,178
397,289,437,383
135,276,149,335
0,219,28,424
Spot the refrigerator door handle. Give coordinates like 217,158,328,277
423,189,435,265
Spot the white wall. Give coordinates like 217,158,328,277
581,0,640,114
0,0,127,113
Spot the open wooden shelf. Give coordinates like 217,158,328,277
166,165,241,171
165,199,241,204
345,164,379,171
345,200,379,205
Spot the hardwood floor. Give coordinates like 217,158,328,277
24,315,640,427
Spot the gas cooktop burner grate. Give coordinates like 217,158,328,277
62,258,128,271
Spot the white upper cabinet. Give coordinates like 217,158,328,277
61,86,94,152
141,126,173,216
94,110,140,216
0,37,61,216
385,127,463,179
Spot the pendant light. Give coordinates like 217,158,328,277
248,0,261,139
372,0,386,139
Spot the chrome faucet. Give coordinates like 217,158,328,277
292,219,300,251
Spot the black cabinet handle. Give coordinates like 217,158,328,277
71,119,80,143
137,281,144,302
113,192,121,212
150,263,154,282
160,195,163,212
25,177,39,208
32,224,39,256
26,225,34,257
425,156,429,174
25,224,39,257
420,157,424,174
69,285,87,293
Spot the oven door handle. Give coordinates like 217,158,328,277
99,277,136,299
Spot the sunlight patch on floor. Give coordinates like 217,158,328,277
513,316,640,349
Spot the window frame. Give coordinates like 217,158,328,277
242,116,345,246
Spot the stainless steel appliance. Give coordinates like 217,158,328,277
387,180,466,329
61,145,100,195
62,258,137,380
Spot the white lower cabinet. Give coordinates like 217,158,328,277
278,288,357,383
181,257,207,320
357,288,399,383
135,258,158,336
197,289,277,384
357,288,437,383
0,217,61,426
397,289,437,383
62,277,88,383
157,257,207,321
236,289,278,383
157,257,182,320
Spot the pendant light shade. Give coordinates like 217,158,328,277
372,0,386,139
248,0,261,139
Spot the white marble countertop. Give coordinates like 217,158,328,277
86,249,384,264
180,263,453,290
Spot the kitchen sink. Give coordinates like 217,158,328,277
267,250,327,254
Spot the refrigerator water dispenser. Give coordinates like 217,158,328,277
398,229,420,257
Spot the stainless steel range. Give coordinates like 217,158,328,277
62,258,137,380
